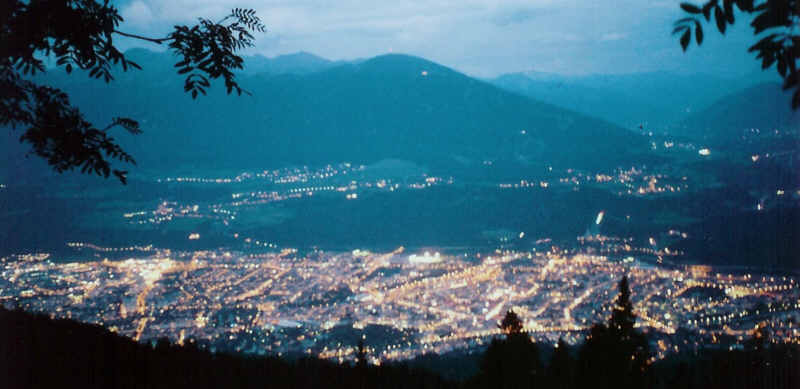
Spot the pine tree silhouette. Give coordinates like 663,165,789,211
577,275,650,389
609,275,636,333
477,310,543,389
546,338,574,389
498,310,524,336
355,338,367,369
355,338,368,389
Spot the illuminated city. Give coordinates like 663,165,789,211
2,245,798,364
2,1,800,387
2,158,798,365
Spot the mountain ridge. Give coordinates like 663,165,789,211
490,70,779,132
674,82,799,141
4,49,653,178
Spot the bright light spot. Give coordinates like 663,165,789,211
421,70,428,76
352,249,370,257
698,148,711,156
409,251,442,264
595,211,605,225
188,233,200,240
195,313,207,328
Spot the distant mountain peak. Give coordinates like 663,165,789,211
362,53,436,66
354,53,459,76
14,48,651,175
272,51,330,63
242,51,335,75
675,81,799,142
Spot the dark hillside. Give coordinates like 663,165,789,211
674,82,799,144
4,51,652,178
0,307,455,389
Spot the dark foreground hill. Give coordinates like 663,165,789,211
4,50,653,178
0,307,455,389
2,305,799,389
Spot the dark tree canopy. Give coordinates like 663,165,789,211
577,276,650,389
355,338,368,369
674,0,800,109
609,274,636,334
478,310,543,389
498,310,524,336
4,296,799,389
1,0,265,183
545,338,574,389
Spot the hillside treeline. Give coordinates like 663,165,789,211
2,277,797,389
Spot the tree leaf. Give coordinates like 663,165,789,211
762,55,776,69
695,21,704,45
735,0,754,12
702,2,713,21
777,58,787,77
793,89,800,109
715,6,727,34
750,9,774,35
680,3,702,14
680,28,691,51
724,0,734,24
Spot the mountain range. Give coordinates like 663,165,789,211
674,82,799,141
240,51,353,75
4,49,653,178
3,50,796,181
490,70,781,132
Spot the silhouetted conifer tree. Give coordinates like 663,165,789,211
476,310,543,389
498,310,524,336
577,275,649,389
356,338,367,369
4,305,799,389
546,338,574,389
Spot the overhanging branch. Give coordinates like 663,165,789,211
113,30,172,44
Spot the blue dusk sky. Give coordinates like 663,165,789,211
113,0,768,78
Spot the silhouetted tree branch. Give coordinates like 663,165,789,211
674,0,800,109
1,1,265,183
112,30,171,44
